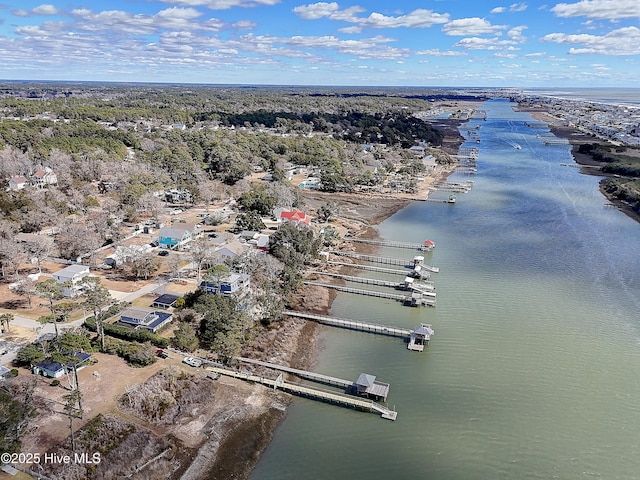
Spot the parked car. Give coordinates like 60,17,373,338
158,250,169,256
182,356,202,367
156,349,169,359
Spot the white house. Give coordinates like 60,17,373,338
52,264,90,297
8,176,28,191
31,167,57,188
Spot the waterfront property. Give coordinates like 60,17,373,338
199,272,251,296
116,307,172,333
408,324,434,352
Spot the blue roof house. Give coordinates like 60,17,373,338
199,273,250,297
117,307,173,333
157,224,194,250
33,352,92,378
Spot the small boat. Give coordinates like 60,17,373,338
448,194,456,204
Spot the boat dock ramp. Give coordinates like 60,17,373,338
343,236,435,252
206,365,398,420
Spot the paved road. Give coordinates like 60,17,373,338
0,281,166,367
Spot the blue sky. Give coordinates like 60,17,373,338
0,0,639,87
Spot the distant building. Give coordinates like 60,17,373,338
31,167,57,188
8,176,28,191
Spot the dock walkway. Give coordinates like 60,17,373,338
207,366,397,420
303,281,436,306
309,270,436,293
343,237,434,252
285,310,412,338
235,356,352,388
327,260,412,277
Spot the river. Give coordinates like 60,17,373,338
249,99,640,480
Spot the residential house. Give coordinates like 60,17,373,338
212,240,248,263
150,293,181,310
31,167,57,188
157,223,196,250
8,176,28,191
165,188,192,204
117,307,173,333
52,264,90,297
199,272,250,296
279,209,311,226
32,352,92,378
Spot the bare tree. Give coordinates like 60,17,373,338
189,237,213,283
22,236,54,273
0,313,13,333
0,238,25,279
11,277,37,308
79,277,114,351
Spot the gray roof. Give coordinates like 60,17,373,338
55,264,89,277
356,373,376,388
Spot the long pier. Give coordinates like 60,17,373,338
207,366,397,420
343,237,435,252
327,260,412,277
235,356,353,388
309,270,436,293
327,251,440,273
328,250,409,266
285,310,412,339
544,139,569,145
303,281,436,307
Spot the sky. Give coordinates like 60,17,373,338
0,0,639,87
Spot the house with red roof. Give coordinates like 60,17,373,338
279,209,311,226
8,176,28,191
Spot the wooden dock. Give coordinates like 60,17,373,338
207,366,397,420
309,270,435,293
308,270,403,288
327,250,411,266
284,311,434,351
327,260,413,276
235,356,353,388
285,310,412,339
544,139,569,145
303,281,436,307
343,237,435,252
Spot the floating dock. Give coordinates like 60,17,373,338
207,366,397,420
544,139,569,145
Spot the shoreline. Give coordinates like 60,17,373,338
189,109,476,480
518,106,640,225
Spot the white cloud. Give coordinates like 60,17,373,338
551,0,640,19
509,3,528,12
491,7,506,13
507,25,527,42
524,51,547,56
157,0,281,9
339,26,362,34
415,48,466,56
33,4,60,15
293,3,449,28
443,17,505,36
455,36,516,50
541,26,640,54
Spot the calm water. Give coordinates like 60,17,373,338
250,99,640,480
